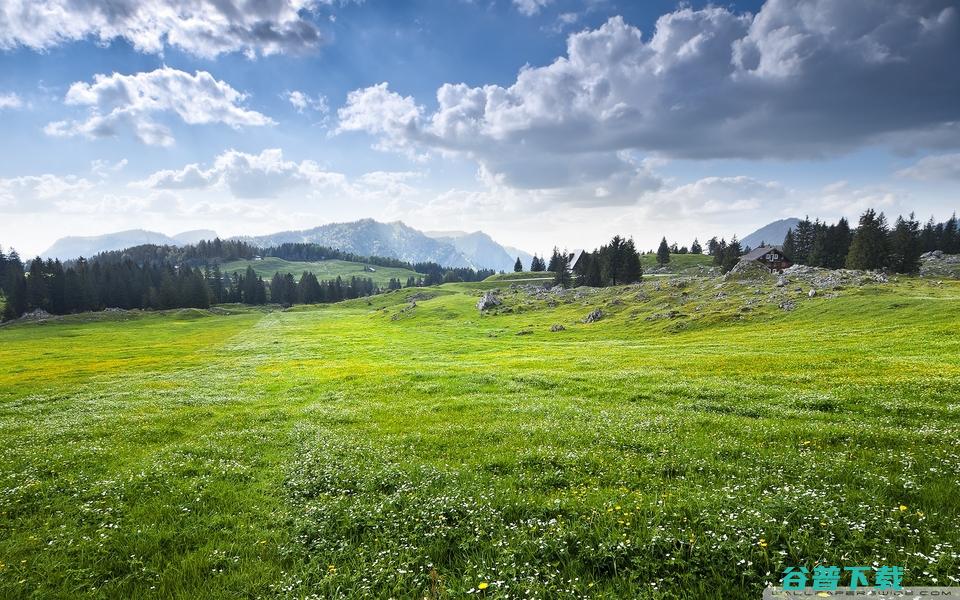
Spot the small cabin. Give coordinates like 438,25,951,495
740,245,791,272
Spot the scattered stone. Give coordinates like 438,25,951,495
476,291,502,312
582,308,604,323
645,310,683,321
779,300,796,311
808,289,817,298
550,324,565,332
776,277,787,287
516,329,533,336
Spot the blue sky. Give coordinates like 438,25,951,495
1,0,958,257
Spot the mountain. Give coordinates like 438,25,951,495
42,229,219,259
172,230,218,245
423,230,533,272
740,218,801,250
238,219,473,268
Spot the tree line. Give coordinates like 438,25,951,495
0,251,383,321
780,211,957,273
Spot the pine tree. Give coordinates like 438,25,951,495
889,213,922,273
513,257,523,272
552,249,571,288
656,237,670,265
846,209,889,270
691,238,703,254
721,237,742,273
782,229,796,261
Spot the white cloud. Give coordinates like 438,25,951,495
896,153,960,181
514,0,551,17
337,2,960,206
647,176,787,219
0,174,94,212
0,0,337,58
137,148,344,198
137,148,427,207
90,158,129,178
45,67,274,146
287,90,329,115
336,82,426,159
0,92,23,109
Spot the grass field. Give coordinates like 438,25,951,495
219,257,420,287
640,253,714,272
1,274,959,598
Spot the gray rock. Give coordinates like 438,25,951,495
476,291,502,312
550,324,565,332
808,289,817,298
582,308,604,323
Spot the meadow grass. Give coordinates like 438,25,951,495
0,275,958,598
219,257,420,287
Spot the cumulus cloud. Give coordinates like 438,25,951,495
45,67,274,146
337,1,960,205
137,148,344,198
896,153,960,181
514,0,552,17
0,92,23,109
0,0,338,58
287,90,329,114
647,176,787,219
0,174,94,212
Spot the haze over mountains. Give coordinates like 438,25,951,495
42,230,217,261
41,218,800,270
41,220,530,272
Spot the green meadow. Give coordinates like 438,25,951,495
219,257,420,286
1,275,958,598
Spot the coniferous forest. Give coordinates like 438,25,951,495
0,241,493,321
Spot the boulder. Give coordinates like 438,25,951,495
476,291,501,312
582,308,604,323
550,323,566,332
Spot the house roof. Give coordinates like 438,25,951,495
568,249,584,268
741,245,783,261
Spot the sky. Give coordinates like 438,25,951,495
1,0,959,258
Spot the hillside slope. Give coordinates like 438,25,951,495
2,275,957,598
219,257,419,286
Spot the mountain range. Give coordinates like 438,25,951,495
42,217,801,270
42,229,217,260
42,220,531,272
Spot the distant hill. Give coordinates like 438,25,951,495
42,229,219,259
219,257,419,287
740,218,801,250
423,230,532,272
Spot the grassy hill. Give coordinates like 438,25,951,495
1,274,958,597
641,251,714,272
219,257,419,286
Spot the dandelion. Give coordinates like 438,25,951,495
758,538,768,548
478,582,489,590
899,505,908,512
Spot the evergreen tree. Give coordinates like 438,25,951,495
656,237,671,265
782,229,796,261
513,257,523,272
691,238,703,254
846,209,889,270
712,238,727,266
552,249,571,287
888,213,922,274
721,237,742,273
547,247,564,273
530,254,545,272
